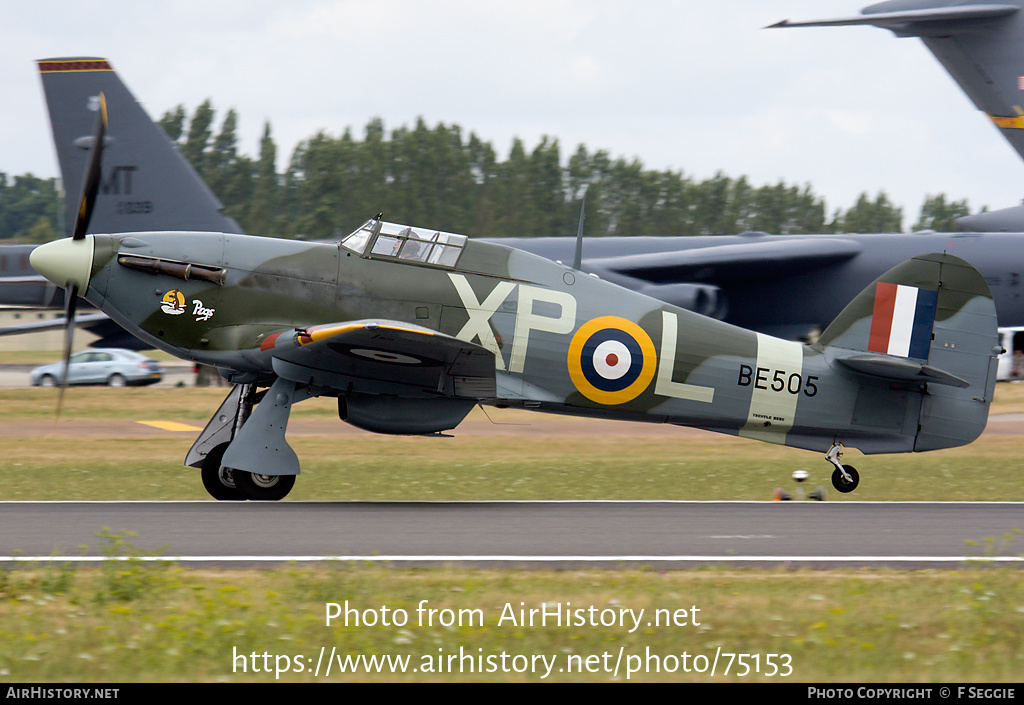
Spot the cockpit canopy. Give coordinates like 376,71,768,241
341,219,467,268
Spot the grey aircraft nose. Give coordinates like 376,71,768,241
29,236,95,290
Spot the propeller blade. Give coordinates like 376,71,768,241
56,284,79,421
54,92,105,420
72,92,107,241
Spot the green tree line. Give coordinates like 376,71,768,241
0,101,976,241
0,173,60,242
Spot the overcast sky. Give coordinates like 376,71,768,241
5,1,1024,226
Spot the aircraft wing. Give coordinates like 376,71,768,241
0,311,114,337
0,311,107,336
0,311,150,349
586,237,864,283
258,319,497,399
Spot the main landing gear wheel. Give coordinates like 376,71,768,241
200,442,245,501
824,442,861,494
234,470,295,501
831,465,859,494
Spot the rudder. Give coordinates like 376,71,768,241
914,255,1000,449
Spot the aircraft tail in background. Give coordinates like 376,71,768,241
38,57,243,236
772,1,1024,159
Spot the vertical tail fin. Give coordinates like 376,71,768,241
37,58,243,235
771,1,1024,161
815,252,1000,451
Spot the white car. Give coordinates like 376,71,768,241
30,348,164,387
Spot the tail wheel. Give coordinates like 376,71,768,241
234,470,295,501
831,465,859,493
200,442,245,501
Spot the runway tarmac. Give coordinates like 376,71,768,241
3,369,1023,569
2,501,1021,568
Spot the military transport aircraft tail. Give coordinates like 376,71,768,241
772,2,1024,163
814,252,999,454
38,58,243,235
772,1,1024,231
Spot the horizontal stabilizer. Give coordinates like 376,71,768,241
835,353,969,388
769,5,1019,31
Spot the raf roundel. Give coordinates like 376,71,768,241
567,316,657,405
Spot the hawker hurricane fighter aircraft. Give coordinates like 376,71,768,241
30,97,1001,500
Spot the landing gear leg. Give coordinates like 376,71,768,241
221,377,303,501
187,379,305,501
187,384,260,500
825,442,859,493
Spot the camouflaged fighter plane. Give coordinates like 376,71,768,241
29,96,1002,500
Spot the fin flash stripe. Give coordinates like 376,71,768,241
868,282,937,359
38,60,113,73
